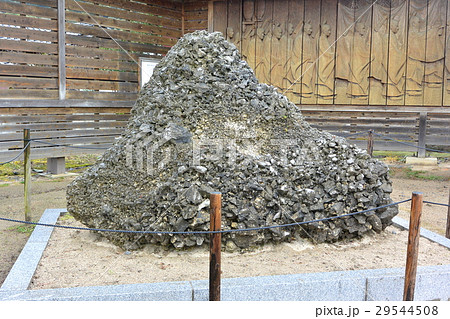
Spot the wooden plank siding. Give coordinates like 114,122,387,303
0,0,448,163
0,100,133,161
183,0,208,32
208,0,450,152
0,0,59,99
64,0,181,101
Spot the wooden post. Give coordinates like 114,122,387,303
23,129,31,222
403,192,423,301
58,0,66,100
208,1,214,32
367,130,374,157
209,192,222,301
181,1,185,36
417,112,427,158
446,190,450,239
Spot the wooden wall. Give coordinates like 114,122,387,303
0,0,448,159
0,0,182,101
0,100,132,161
183,0,209,33
211,0,450,108
0,0,182,159
0,0,59,99
64,0,181,101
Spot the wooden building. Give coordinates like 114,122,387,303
0,0,448,163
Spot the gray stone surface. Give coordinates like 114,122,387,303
0,281,193,301
2,266,449,301
366,265,450,301
393,216,450,249
192,272,366,301
47,157,66,175
67,30,398,251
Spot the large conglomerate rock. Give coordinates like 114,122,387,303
67,31,397,251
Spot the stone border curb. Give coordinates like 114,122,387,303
392,216,450,249
1,209,65,290
0,209,449,301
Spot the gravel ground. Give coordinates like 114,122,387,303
1,164,448,288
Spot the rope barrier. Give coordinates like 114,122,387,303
31,139,110,150
0,141,31,165
0,199,410,235
2,130,449,162
372,132,450,154
341,132,367,138
423,200,450,208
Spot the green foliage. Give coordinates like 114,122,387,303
7,225,35,234
405,169,443,181
60,213,74,221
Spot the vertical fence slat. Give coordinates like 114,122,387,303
403,192,423,301
58,0,66,100
367,130,374,157
23,129,31,222
446,190,450,239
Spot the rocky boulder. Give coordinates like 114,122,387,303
66,31,397,251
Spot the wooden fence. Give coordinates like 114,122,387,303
0,100,132,161
1,101,448,162
0,0,448,162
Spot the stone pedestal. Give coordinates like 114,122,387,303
47,157,65,175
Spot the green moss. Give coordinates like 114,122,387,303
405,169,444,181
7,225,35,234
60,213,74,221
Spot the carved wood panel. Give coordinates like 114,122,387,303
255,0,273,85
271,0,289,92
301,0,321,104
387,0,408,106
334,0,354,104
241,0,256,70
227,0,242,53
285,0,305,103
317,0,338,104
445,0,450,106
211,0,450,107
369,0,390,105
405,0,427,105
423,0,447,106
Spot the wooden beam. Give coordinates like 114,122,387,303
403,192,423,301
209,192,222,301
182,1,185,35
58,0,66,100
23,129,31,222
446,190,450,239
0,99,134,108
208,1,214,32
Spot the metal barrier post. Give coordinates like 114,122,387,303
209,192,222,301
403,192,423,301
367,130,374,157
23,129,31,222
446,190,450,239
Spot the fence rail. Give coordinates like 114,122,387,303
0,101,449,162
